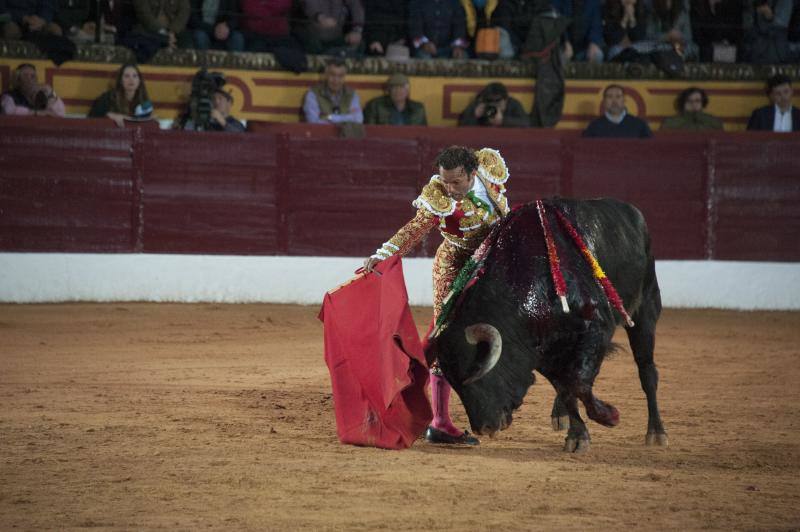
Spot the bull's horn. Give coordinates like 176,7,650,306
463,323,502,385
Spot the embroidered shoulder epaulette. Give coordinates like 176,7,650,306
476,148,509,185
412,177,456,217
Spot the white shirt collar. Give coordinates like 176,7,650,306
774,104,793,133
605,109,627,125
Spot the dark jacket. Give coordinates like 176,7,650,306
408,0,467,48
458,96,530,127
188,0,240,32
363,0,408,49
551,0,604,51
55,0,92,30
582,114,653,138
364,95,427,125
746,105,800,131
491,0,540,51
3,0,57,23
133,0,191,34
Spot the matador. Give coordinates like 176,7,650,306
364,145,510,445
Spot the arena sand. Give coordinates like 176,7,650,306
1,304,799,530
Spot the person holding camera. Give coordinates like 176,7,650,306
183,88,245,132
457,82,530,127
1,63,65,117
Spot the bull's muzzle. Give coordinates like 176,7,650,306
462,323,502,385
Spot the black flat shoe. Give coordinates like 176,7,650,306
424,426,480,446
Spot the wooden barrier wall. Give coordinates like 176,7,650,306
1,117,799,261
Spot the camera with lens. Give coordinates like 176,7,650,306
184,68,226,131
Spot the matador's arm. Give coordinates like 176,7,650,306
370,208,438,260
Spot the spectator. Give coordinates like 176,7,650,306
0,63,65,117
661,87,723,130
293,0,365,56
188,0,244,51
408,0,469,59
302,59,363,124
582,84,653,137
364,73,427,125
88,64,154,128
363,0,408,56
458,82,530,127
123,0,191,62
240,0,296,52
184,89,245,132
459,0,514,58
644,0,698,60
746,74,799,132
551,0,605,62
690,0,743,62
742,0,797,63
55,0,93,43
491,0,540,58
1,0,63,39
605,0,648,60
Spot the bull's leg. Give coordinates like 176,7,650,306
550,396,570,431
553,387,590,453
626,260,667,447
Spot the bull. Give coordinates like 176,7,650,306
430,198,667,452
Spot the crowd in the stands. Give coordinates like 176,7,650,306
2,0,799,64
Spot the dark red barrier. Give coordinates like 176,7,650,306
1,118,799,261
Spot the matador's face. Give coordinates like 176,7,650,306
439,166,476,201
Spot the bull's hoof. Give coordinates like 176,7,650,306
551,415,569,431
645,432,669,447
563,437,590,453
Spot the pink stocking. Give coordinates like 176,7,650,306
429,371,463,437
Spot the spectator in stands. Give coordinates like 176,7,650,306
551,0,605,62
364,73,427,125
1,0,63,39
302,58,363,124
55,0,93,43
188,0,244,51
123,0,191,62
408,0,469,59
458,82,530,127
0,63,65,117
690,0,743,62
604,0,648,60
491,0,540,58
88,64,154,127
293,0,365,56
746,74,799,132
459,0,514,58
240,0,297,53
644,0,698,60
363,0,409,56
742,0,797,63
583,84,653,137
183,88,245,132
661,87,723,130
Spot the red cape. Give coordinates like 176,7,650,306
318,256,432,449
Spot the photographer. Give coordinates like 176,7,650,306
182,90,245,132
458,82,530,127
1,63,65,117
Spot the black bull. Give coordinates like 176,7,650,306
431,198,667,452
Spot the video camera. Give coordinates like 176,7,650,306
186,68,226,131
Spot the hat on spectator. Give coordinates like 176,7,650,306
386,73,409,87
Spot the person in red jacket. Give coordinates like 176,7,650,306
240,0,296,52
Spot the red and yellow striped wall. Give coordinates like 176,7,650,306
0,58,768,130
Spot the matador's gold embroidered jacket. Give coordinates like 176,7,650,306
371,148,511,260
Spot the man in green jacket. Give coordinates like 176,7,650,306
661,87,724,131
364,73,427,126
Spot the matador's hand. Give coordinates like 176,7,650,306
363,257,382,273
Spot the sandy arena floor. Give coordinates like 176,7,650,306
1,304,799,530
